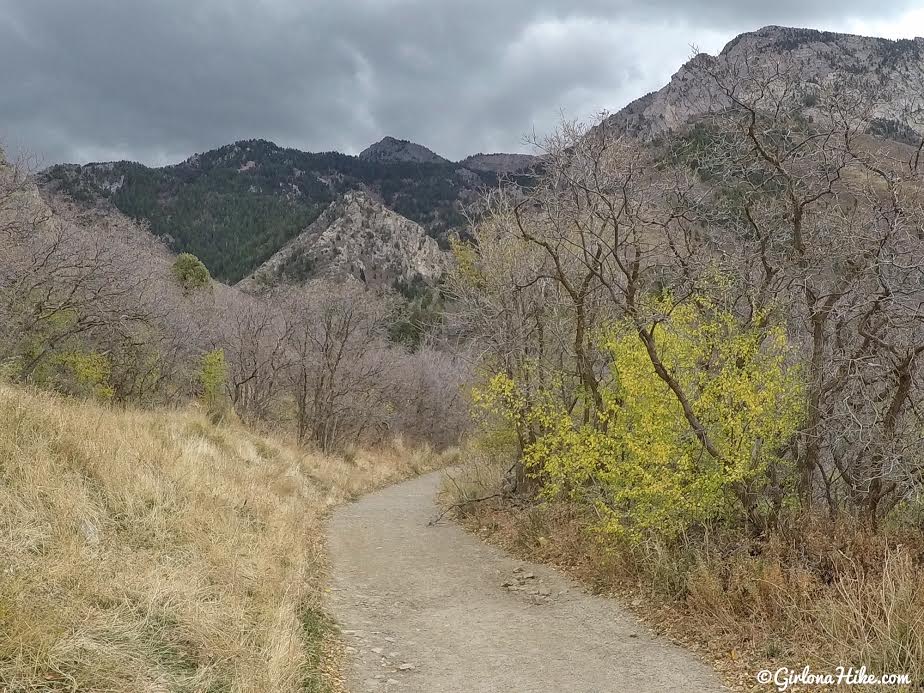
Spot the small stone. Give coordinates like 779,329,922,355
628,633,639,638
397,663,416,671
345,646,357,654
513,566,524,574
375,674,386,680
386,679,400,686
538,586,552,597
537,536,549,546
389,651,399,658
371,647,384,655
522,572,536,580
383,636,396,642
80,519,100,545
501,579,516,587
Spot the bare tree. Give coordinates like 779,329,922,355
679,53,924,527
213,291,291,419
281,281,391,451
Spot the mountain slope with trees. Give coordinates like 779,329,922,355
40,138,537,283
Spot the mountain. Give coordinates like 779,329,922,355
359,136,450,164
37,26,924,289
240,190,447,291
41,139,534,283
605,26,924,142
459,153,541,174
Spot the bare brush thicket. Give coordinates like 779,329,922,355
450,52,924,532
0,151,469,452
443,54,924,685
2,157,182,398
688,55,924,529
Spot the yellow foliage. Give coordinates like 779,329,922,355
475,296,804,540
449,238,484,288
49,350,114,400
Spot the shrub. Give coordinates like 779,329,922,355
802,91,819,107
198,349,229,421
475,297,804,541
171,253,211,291
47,351,114,400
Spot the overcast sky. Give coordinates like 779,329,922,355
2,1,923,166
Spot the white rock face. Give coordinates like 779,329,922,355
240,190,449,290
603,26,924,141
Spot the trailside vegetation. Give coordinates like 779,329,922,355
446,52,924,686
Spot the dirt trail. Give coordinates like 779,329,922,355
327,471,727,693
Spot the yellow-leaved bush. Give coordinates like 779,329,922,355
475,297,804,541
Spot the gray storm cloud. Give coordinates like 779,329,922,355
0,0,917,165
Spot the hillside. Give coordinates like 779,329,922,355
359,136,450,164
459,152,541,174
240,190,448,290
605,25,924,141
0,383,454,691
39,139,533,283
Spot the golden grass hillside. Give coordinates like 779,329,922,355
0,384,456,692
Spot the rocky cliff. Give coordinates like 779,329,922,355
605,26,924,142
240,190,448,291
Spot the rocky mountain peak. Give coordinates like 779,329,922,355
359,136,449,164
239,189,448,291
602,26,924,142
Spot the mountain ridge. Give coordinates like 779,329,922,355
604,25,924,141
359,136,450,164
37,24,924,289
40,138,536,282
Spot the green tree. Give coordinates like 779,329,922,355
171,253,211,291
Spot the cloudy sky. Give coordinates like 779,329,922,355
2,1,923,166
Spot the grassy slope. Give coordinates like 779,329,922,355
0,384,454,692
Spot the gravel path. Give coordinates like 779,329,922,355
327,471,728,693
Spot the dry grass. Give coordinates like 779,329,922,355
0,384,456,692
443,451,924,692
